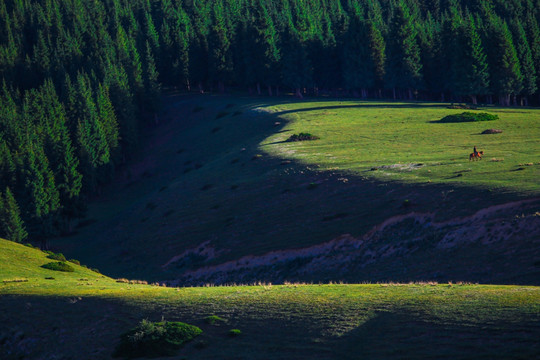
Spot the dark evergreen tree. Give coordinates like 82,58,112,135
486,16,523,106
0,187,28,243
385,0,423,99
510,19,537,105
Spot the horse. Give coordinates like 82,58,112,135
469,150,483,161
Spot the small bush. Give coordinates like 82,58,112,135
216,111,229,119
307,182,318,190
91,268,101,274
46,252,67,261
286,133,320,142
204,315,226,325
113,320,202,358
439,112,499,123
228,329,241,337
24,243,38,249
42,262,75,272
68,259,80,265
482,129,503,134
201,184,213,191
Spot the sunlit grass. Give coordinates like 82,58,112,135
262,101,540,194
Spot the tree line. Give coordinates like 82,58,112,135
0,0,539,245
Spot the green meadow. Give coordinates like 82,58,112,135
2,95,539,358
50,95,540,283
1,239,539,359
262,100,540,193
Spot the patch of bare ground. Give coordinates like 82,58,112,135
167,198,540,286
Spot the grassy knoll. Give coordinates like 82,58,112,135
1,239,540,359
51,95,539,283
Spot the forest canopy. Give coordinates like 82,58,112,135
0,0,539,244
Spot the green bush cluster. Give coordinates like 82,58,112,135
45,251,67,261
286,133,320,142
41,262,75,272
439,112,499,123
204,315,226,325
113,320,202,358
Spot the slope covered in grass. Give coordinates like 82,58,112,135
1,238,540,359
51,95,540,284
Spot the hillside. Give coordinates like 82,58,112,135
51,95,540,284
1,238,540,359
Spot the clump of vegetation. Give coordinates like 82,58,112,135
482,129,503,134
146,202,157,210
204,315,226,325
68,259,80,265
216,111,229,119
439,112,499,123
228,329,242,337
45,251,67,261
201,184,214,191
116,278,149,285
2,278,28,283
113,319,202,358
447,103,478,110
41,262,75,272
286,133,320,142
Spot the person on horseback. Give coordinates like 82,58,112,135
473,146,478,157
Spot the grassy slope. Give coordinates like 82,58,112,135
262,101,540,192
52,95,540,282
1,238,540,359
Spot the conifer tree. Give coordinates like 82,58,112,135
486,17,523,106
0,187,28,243
342,14,374,97
510,19,537,105
385,0,423,99
453,14,490,104
208,1,233,92
281,20,311,98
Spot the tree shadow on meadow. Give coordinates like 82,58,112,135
53,95,540,285
331,311,540,360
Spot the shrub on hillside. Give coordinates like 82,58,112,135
286,133,320,142
204,315,226,325
228,329,242,337
68,259,80,265
439,112,498,123
41,262,75,272
113,319,202,358
46,252,67,261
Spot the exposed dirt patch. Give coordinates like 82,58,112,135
168,199,540,286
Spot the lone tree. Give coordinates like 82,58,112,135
0,188,28,243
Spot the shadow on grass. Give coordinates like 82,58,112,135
333,311,540,360
1,294,539,360
53,94,539,285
